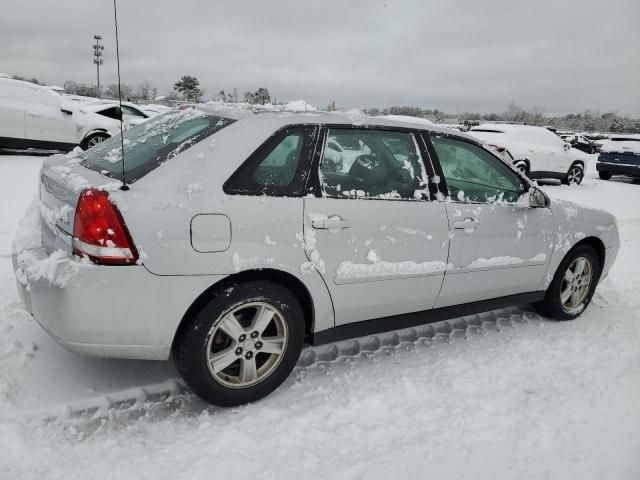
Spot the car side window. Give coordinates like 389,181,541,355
122,105,146,117
253,132,304,187
431,135,524,203
224,126,316,197
319,128,428,200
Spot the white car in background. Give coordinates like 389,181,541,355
140,103,172,117
0,77,78,151
469,124,588,185
0,77,150,151
73,101,150,149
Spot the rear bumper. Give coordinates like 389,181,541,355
596,162,640,177
13,252,226,360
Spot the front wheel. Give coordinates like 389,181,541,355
81,132,110,150
564,164,584,185
173,281,305,407
534,245,600,320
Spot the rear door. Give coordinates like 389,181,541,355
304,126,450,326
426,133,554,307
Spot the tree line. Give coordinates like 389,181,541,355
364,102,640,133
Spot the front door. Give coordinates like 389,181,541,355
304,127,450,326
428,134,554,307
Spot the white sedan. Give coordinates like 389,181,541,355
469,123,588,185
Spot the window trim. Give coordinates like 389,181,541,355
423,131,529,204
223,124,319,197
309,124,436,202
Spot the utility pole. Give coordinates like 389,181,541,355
93,35,104,97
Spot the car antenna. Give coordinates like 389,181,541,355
113,0,128,191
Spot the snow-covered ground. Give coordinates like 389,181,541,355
0,154,639,479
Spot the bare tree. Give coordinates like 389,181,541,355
136,80,154,100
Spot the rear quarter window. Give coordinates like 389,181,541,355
80,110,235,182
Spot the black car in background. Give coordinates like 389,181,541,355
597,135,640,180
561,134,598,154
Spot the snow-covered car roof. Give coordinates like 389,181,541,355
195,105,464,139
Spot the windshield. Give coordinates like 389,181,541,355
80,109,235,182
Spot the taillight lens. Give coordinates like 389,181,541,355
72,188,138,265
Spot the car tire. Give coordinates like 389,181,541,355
173,281,305,407
563,163,584,185
598,171,612,180
534,244,600,321
81,132,110,150
513,160,529,176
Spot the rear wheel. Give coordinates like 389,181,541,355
598,171,612,180
564,163,584,185
173,281,305,407
81,132,110,150
534,245,600,320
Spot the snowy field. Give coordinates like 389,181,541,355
1,153,639,479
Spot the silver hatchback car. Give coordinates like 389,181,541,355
13,107,619,406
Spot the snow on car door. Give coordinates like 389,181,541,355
429,135,554,307
304,127,450,326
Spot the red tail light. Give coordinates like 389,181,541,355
72,188,138,265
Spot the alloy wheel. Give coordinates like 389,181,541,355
560,257,593,311
567,166,584,185
87,135,108,147
205,302,288,389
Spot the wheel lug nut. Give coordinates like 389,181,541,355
245,352,253,360
251,331,259,338
235,347,243,355
238,334,246,342
255,341,263,350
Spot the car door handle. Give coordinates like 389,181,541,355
454,217,479,230
311,216,351,230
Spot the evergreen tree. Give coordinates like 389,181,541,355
174,75,202,102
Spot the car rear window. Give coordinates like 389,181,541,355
80,109,235,182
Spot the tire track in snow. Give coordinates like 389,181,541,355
23,306,546,431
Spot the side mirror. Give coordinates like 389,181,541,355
563,142,571,151
529,187,549,208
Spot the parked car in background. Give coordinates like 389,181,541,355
562,134,597,154
469,124,587,185
84,99,150,123
596,134,640,180
0,77,149,152
0,77,78,151
139,103,172,117
13,108,619,406
584,133,610,153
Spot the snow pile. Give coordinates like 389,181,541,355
12,199,79,288
336,248,449,283
467,253,546,269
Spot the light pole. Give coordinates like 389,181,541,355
93,34,104,97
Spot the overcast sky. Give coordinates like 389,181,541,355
1,0,638,115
